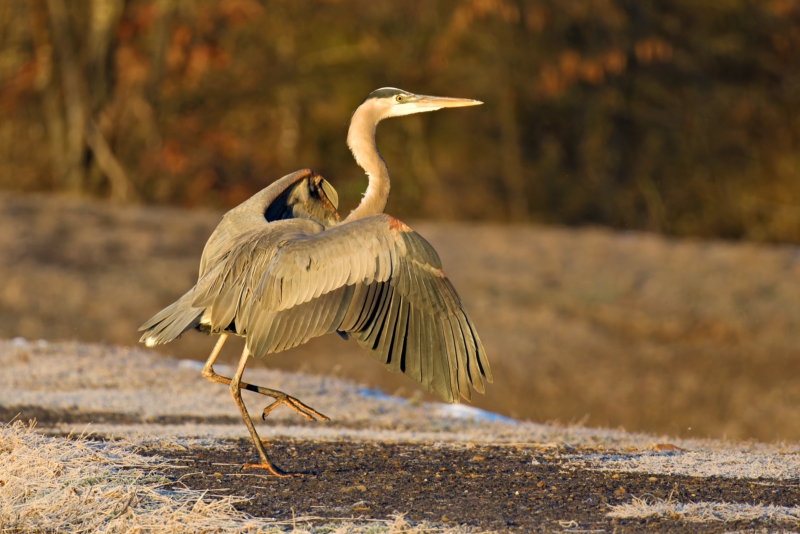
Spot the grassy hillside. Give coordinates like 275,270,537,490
3,191,799,441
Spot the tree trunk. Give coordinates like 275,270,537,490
44,0,86,193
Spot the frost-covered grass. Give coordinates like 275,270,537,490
609,496,800,523
565,449,800,480
0,421,479,533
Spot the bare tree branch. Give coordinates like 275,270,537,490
85,120,136,202
87,0,125,112
44,0,85,192
28,0,66,186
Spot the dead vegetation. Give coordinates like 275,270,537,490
607,497,800,523
0,421,479,533
0,420,253,533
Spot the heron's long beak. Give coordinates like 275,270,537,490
412,95,483,109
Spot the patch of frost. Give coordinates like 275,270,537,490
436,404,518,425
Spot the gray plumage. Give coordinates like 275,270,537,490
140,168,490,402
139,88,487,476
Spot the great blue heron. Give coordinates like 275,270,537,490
139,87,491,476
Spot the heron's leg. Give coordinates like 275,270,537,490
200,334,229,385
229,346,296,476
201,335,330,422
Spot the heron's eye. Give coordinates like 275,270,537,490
395,95,404,102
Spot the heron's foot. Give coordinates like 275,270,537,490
262,393,330,422
242,461,305,477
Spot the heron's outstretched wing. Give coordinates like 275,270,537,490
199,169,340,278
196,213,491,403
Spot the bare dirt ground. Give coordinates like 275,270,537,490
2,191,800,441
150,439,800,533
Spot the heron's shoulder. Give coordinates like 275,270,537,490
382,214,412,233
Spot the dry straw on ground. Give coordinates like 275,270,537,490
568,449,800,480
608,496,800,523
0,421,478,533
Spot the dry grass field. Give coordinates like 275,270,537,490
2,191,800,442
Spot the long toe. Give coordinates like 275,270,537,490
262,397,330,422
242,462,303,478
288,397,331,421
261,400,283,420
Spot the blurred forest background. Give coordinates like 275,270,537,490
2,0,800,242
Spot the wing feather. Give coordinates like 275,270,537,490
300,289,328,344
247,305,271,356
449,313,474,398
284,305,310,351
406,306,423,387
210,276,238,331
429,318,452,403
362,284,393,351
339,283,367,331
356,283,382,332
312,255,330,299
331,252,346,289
454,309,482,393
327,284,356,335
270,309,291,354
469,309,493,384
285,294,318,350
376,286,401,364
441,316,465,401
309,287,342,341
391,298,410,374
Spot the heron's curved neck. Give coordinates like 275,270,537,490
344,101,390,222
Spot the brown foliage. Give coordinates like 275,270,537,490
2,0,800,241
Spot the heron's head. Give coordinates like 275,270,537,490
360,87,482,122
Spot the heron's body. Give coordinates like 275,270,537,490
139,88,490,476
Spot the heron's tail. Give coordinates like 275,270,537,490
138,290,204,347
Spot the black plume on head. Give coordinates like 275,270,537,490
365,87,410,100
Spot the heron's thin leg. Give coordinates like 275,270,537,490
201,335,330,422
201,334,229,385
229,346,298,476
